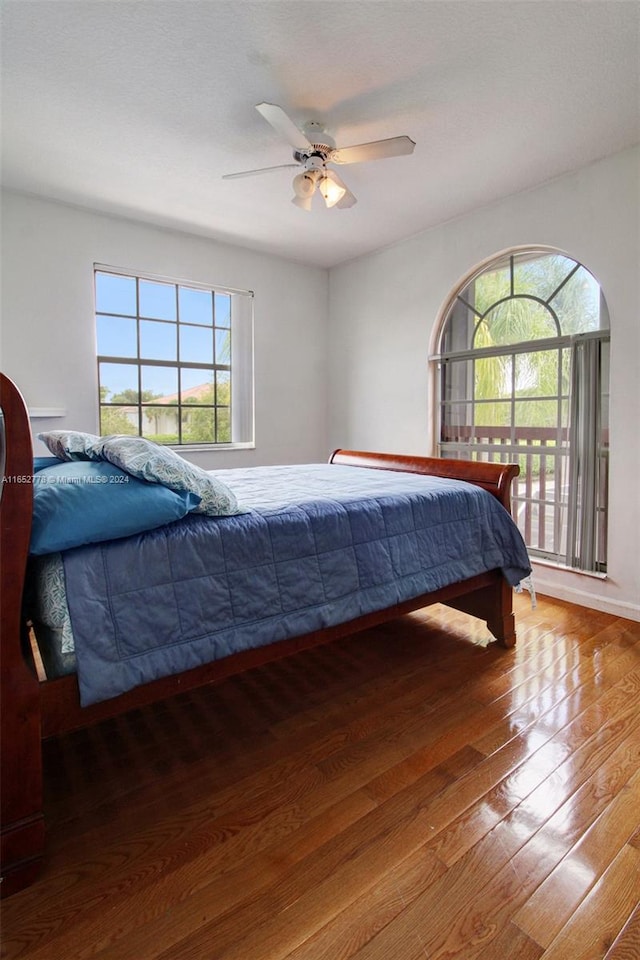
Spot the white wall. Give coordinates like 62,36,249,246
328,147,640,620
0,191,329,468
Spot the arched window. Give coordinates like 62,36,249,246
433,248,610,573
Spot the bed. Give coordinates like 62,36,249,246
0,371,530,896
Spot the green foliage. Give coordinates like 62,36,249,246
181,380,230,406
182,408,215,443
101,380,230,444
181,379,231,443
110,388,161,403
100,407,138,435
182,406,231,444
473,254,601,337
459,253,602,432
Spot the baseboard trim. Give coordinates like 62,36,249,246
530,569,640,622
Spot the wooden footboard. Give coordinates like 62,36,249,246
329,448,519,513
330,449,518,649
0,372,520,897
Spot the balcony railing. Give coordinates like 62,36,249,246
440,424,608,567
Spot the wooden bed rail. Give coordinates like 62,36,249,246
330,448,519,513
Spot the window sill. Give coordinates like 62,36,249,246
29,408,67,418
530,556,608,580
169,442,256,454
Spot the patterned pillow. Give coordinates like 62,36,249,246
38,430,100,461
88,434,242,517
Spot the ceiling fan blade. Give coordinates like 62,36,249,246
324,169,357,209
255,102,312,152
332,135,416,165
222,163,300,180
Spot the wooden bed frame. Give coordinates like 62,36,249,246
0,372,519,897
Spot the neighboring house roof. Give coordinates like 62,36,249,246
152,383,212,404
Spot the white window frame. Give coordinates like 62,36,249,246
94,264,254,451
431,248,610,574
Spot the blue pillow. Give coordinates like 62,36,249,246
34,456,64,472
30,460,202,556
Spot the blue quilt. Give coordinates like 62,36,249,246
62,464,531,705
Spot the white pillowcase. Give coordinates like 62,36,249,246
38,430,100,461
88,435,243,517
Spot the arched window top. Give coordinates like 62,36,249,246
439,249,609,355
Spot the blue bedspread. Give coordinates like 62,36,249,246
62,463,531,705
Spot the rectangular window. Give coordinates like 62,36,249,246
95,266,254,447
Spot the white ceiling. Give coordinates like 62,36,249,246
1,1,638,268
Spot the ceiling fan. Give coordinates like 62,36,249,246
223,102,416,211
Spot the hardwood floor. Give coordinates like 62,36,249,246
2,594,639,960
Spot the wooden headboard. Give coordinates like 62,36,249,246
0,372,34,659
0,373,43,894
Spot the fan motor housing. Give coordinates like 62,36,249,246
294,144,336,164
295,122,336,163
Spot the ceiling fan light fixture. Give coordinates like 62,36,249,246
224,102,413,213
319,175,346,208
292,170,318,199
291,194,313,211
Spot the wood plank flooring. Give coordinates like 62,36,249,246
1,594,639,960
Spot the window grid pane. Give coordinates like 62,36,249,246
96,269,234,445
